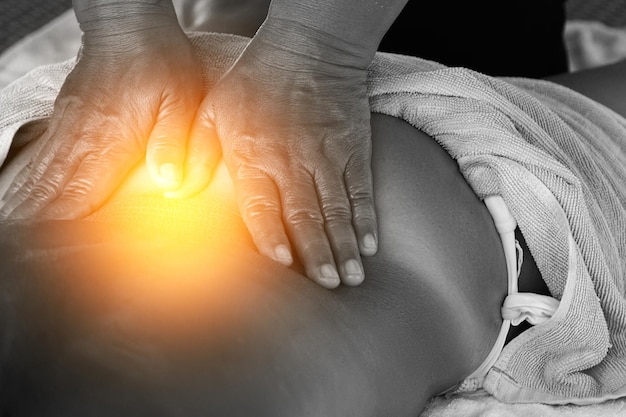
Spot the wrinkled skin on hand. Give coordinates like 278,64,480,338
181,24,378,289
1,14,378,289
0,24,217,220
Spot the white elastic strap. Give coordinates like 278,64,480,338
463,196,520,382
484,196,519,294
450,196,560,388
462,319,511,384
502,293,560,325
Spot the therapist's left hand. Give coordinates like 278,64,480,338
169,20,379,289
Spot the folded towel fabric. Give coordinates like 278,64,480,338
1,33,626,405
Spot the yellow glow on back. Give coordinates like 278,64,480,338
86,160,249,249
74,160,259,329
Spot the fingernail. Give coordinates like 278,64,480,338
159,163,181,184
274,244,293,266
319,264,340,288
344,259,364,286
362,233,378,253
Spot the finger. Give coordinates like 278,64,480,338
234,166,294,268
0,133,68,218
345,152,378,257
0,100,88,215
0,130,50,203
146,93,200,191
4,132,94,219
315,165,364,286
38,150,141,219
0,160,40,213
164,111,221,199
280,172,340,289
0,171,45,219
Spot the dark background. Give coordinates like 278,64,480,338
1,0,625,55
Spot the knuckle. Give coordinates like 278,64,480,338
240,194,281,220
347,179,373,197
353,210,376,226
324,219,357,248
284,207,324,228
54,185,100,217
321,202,352,223
298,237,330,258
348,189,374,209
6,179,32,201
29,179,62,202
234,164,268,182
348,189,376,225
63,177,96,200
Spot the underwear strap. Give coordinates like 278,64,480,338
485,196,560,326
444,195,559,395
502,293,560,325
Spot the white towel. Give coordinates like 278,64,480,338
366,54,626,403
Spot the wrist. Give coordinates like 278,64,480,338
264,0,404,61
254,17,374,71
73,0,179,39
74,0,187,58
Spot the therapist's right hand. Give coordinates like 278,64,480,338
0,4,218,220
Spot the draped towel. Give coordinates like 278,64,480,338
1,33,626,405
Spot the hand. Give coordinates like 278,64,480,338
172,20,378,288
0,22,218,220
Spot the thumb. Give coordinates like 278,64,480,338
163,108,222,199
145,99,197,191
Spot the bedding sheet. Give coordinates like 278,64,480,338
2,5,626,417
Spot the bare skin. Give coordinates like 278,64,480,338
0,113,508,416
0,57,623,417
546,60,626,117
0,0,415,290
